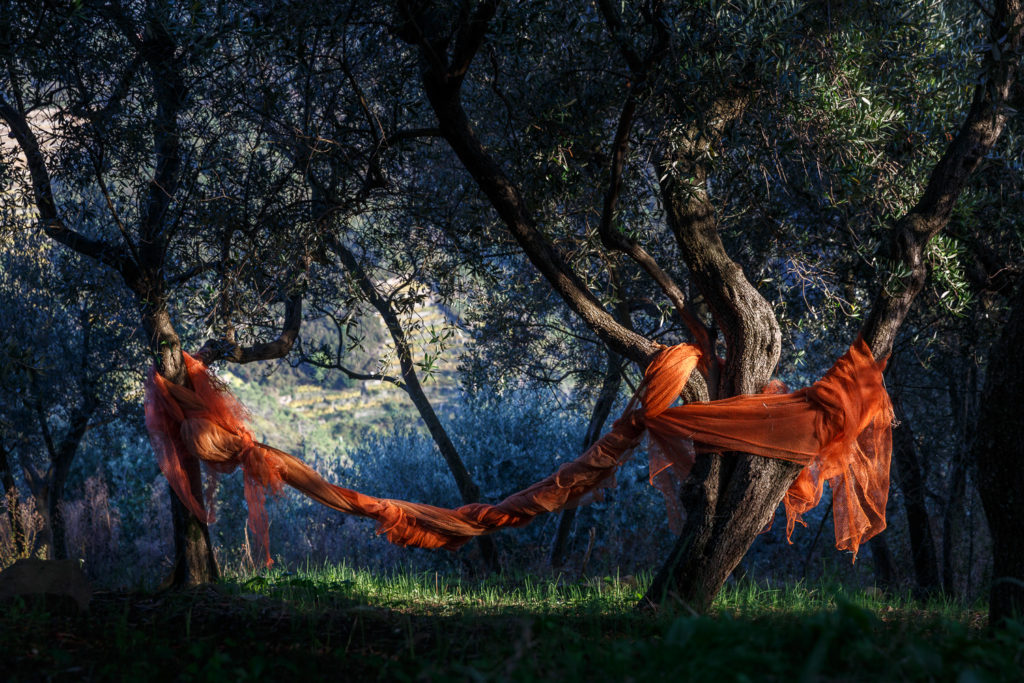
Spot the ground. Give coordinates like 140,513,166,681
1,567,1020,681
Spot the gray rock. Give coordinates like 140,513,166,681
0,559,92,613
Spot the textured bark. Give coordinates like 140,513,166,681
130,16,218,587
974,283,1024,627
640,105,796,611
197,294,303,365
167,470,219,588
643,450,800,611
144,305,218,587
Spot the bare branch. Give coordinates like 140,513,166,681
301,355,403,386
167,261,218,287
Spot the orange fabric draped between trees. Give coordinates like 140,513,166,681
144,338,892,565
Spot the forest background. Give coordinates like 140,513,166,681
1,0,1022,628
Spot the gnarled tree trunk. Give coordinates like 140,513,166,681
145,308,219,587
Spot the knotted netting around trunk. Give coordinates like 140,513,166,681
145,338,892,566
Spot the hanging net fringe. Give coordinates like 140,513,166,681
145,338,892,566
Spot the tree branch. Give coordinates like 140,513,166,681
658,90,778,397
448,0,499,86
197,292,303,364
138,17,186,251
401,4,660,365
326,233,489,510
300,355,403,386
589,2,711,351
861,0,1023,358
0,96,131,273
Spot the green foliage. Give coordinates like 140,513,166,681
927,233,974,314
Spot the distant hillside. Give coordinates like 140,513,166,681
220,288,468,458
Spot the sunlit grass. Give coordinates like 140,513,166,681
221,562,650,616
220,562,985,624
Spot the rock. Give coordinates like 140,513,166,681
0,559,92,613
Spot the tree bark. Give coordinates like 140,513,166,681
131,14,220,587
48,402,97,560
973,282,1024,627
143,306,219,587
861,1,1023,360
639,100,799,612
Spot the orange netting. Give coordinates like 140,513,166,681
144,338,892,566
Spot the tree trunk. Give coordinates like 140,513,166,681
144,307,219,587
973,283,1024,627
128,16,217,588
941,454,968,597
21,462,53,559
47,400,97,561
641,146,796,612
401,359,501,573
331,239,499,573
890,397,941,592
870,534,898,589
